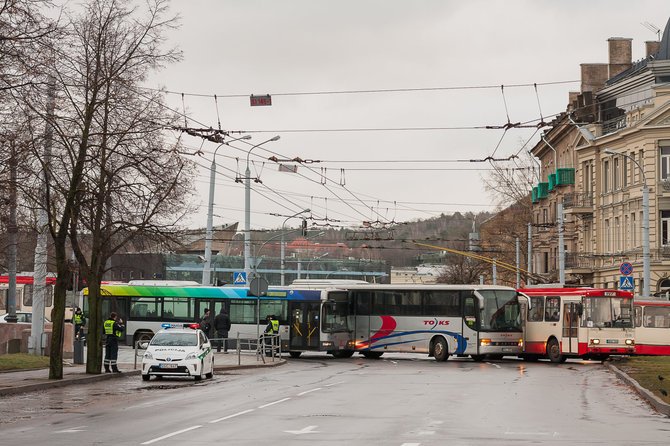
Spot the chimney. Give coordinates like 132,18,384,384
580,63,608,93
567,91,579,112
646,40,661,58
608,37,632,78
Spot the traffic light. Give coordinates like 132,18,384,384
301,219,307,236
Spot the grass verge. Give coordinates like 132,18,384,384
616,356,670,405
0,353,50,371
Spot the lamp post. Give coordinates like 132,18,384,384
203,135,252,286
281,209,310,286
306,252,329,279
244,136,281,278
604,149,650,297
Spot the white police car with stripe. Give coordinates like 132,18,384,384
141,323,214,381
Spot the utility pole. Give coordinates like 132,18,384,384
6,139,18,323
516,237,520,289
558,202,565,285
527,223,532,286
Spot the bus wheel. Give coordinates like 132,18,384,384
289,351,302,358
362,351,383,359
471,355,485,362
331,350,354,359
433,338,449,362
135,331,153,345
547,338,563,363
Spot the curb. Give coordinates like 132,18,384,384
0,369,141,397
606,362,670,417
0,359,285,397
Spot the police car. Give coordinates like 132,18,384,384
141,323,214,381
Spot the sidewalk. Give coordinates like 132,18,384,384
0,346,285,397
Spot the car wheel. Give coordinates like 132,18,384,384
194,360,203,381
142,374,150,381
205,358,214,379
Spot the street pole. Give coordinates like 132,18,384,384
527,223,532,286
516,237,520,289
203,135,251,286
492,259,497,285
558,202,565,285
281,209,310,286
604,149,650,297
244,136,280,278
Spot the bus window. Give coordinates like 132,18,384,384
162,297,194,320
635,306,642,327
463,295,477,329
354,291,371,316
545,296,560,322
260,300,286,324
230,299,255,324
23,284,33,306
562,303,577,337
130,297,159,318
644,306,670,328
423,290,460,317
528,296,544,322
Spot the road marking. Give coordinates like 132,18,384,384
486,362,501,369
209,409,254,424
324,381,345,387
505,431,559,437
284,425,319,435
298,387,321,396
401,443,421,446
141,425,202,444
55,426,86,433
259,397,290,409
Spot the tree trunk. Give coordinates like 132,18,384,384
48,244,68,379
85,279,103,373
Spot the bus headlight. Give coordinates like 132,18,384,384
625,339,634,345
480,339,492,347
591,339,600,345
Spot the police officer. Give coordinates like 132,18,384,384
73,308,86,340
104,312,124,373
263,315,279,356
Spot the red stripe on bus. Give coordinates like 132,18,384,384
635,344,670,355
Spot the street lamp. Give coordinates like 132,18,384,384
244,136,280,278
306,252,329,279
604,149,650,297
281,209,310,286
202,134,252,285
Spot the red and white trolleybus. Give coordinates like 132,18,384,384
518,288,635,362
634,299,670,355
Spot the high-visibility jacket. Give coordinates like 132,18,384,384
74,314,83,325
104,319,121,338
270,319,279,334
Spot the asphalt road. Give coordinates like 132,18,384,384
2,354,670,445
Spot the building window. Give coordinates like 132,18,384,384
632,213,637,247
622,156,628,187
615,217,620,252
631,152,637,183
613,157,620,190
624,215,629,250
603,159,610,192
662,211,670,246
661,146,670,180
604,219,610,253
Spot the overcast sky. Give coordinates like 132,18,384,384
148,1,669,232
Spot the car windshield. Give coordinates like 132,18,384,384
582,296,633,328
150,332,198,346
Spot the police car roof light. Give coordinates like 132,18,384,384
161,323,199,329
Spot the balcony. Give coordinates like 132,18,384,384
563,192,593,216
565,252,594,275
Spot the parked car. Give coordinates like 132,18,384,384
0,312,50,323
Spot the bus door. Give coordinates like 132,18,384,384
562,302,578,354
463,294,479,355
353,291,372,351
288,300,320,351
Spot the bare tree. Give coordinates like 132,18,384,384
23,0,193,378
436,242,488,285
482,149,538,211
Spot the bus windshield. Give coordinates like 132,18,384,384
582,296,633,328
322,291,349,333
477,290,522,332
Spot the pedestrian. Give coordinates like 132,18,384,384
73,307,86,340
103,312,124,373
199,308,213,338
213,308,231,353
263,315,279,356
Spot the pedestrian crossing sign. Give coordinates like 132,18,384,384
233,272,247,285
619,276,634,290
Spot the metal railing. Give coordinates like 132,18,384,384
562,192,593,209
256,333,281,363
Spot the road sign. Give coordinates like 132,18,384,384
619,276,634,290
250,94,272,106
620,262,633,275
233,272,247,285
249,277,269,297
